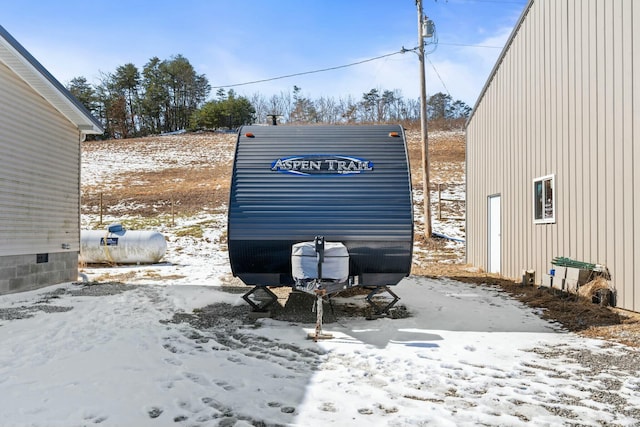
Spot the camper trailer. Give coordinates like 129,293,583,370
227,125,413,313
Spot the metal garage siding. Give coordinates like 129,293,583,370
633,0,640,311
467,0,639,311
229,125,412,242
0,61,80,257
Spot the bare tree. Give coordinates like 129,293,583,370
338,95,358,123
316,96,340,124
250,92,268,124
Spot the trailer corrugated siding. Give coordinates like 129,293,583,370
228,125,413,286
0,60,80,257
466,0,640,311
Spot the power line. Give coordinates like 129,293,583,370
210,39,501,91
427,56,451,98
210,48,418,89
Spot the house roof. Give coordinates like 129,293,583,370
0,25,103,135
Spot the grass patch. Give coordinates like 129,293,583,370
175,225,204,238
83,216,169,230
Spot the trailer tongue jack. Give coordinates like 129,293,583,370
309,289,333,341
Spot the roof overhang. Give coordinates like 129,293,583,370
0,25,103,135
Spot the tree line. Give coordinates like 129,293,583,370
67,55,472,139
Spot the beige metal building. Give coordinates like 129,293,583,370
466,0,640,312
0,25,103,293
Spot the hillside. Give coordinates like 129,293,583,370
81,126,467,267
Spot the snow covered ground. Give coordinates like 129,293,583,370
1,132,639,426
2,273,640,426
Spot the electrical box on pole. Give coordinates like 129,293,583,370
422,17,435,38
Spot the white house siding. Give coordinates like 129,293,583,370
466,0,640,312
0,60,81,292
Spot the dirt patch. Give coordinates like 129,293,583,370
405,128,466,164
405,129,465,192
83,165,231,217
82,132,236,218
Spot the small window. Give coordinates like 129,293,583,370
533,174,555,224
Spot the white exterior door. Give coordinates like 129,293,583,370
488,195,501,273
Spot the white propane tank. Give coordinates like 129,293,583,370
80,223,167,264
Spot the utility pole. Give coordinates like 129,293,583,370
417,0,432,238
